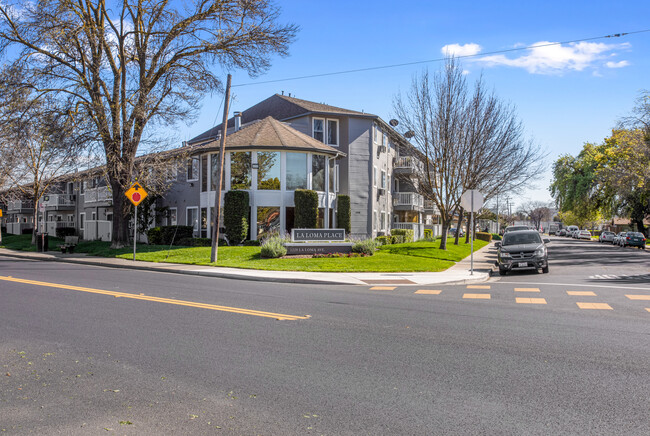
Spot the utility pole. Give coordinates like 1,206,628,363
210,74,232,264
495,192,499,235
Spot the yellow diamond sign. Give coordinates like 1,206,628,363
125,182,148,206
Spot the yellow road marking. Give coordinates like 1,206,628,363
467,285,490,289
516,297,547,304
626,294,650,301
514,288,540,293
576,302,612,310
369,286,396,291
415,289,441,295
0,276,309,321
463,293,491,299
567,291,597,296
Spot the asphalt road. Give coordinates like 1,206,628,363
1,237,649,435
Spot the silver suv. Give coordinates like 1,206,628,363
496,230,550,275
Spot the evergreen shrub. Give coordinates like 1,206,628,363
336,194,351,234
352,238,378,255
224,190,250,244
476,232,493,242
391,228,414,242
260,235,287,258
294,189,318,228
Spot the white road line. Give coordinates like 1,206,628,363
504,281,650,291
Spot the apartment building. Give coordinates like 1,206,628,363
2,94,440,241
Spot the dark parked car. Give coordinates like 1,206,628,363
621,232,647,249
495,230,550,275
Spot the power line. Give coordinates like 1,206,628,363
232,29,650,88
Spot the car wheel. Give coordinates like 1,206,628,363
498,266,507,276
542,265,549,274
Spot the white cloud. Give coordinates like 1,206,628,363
472,41,631,75
441,43,482,57
605,60,629,68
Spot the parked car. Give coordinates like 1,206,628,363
571,229,580,239
558,229,567,236
598,231,616,243
449,228,464,237
495,230,550,275
578,230,592,240
565,225,579,237
613,232,627,246
621,232,646,249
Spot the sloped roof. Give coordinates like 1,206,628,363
199,116,344,156
189,94,375,144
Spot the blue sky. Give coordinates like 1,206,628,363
176,0,650,209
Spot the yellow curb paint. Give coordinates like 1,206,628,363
415,290,442,295
0,276,309,321
514,288,540,293
369,286,396,291
567,291,597,296
466,285,490,289
463,293,491,299
516,297,547,304
626,295,650,301
576,302,613,310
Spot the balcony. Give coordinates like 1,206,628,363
393,156,421,175
393,192,424,211
43,194,76,209
7,200,34,213
423,199,440,215
84,186,112,204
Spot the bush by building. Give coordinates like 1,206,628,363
336,194,351,234
475,232,493,242
55,227,76,238
260,234,287,258
352,238,378,255
375,235,391,246
224,190,250,245
391,228,414,243
147,225,193,245
294,189,318,228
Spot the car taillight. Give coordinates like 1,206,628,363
626,236,631,240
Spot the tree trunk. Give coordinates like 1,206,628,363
454,208,464,245
110,180,130,248
440,220,449,250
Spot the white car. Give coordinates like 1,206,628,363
599,231,616,243
578,230,591,240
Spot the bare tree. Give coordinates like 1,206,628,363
0,83,88,243
394,59,544,249
519,200,552,230
0,0,297,247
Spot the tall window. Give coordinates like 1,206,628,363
257,152,280,190
313,119,324,142
187,157,199,181
201,155,208,192
373,166,378,187
312,155,326,191
381,212,386,231
286,153,307,190
79,213,85,230
186,208,198,235
328,159,335,192
230,152,251,190
381,170,387,189
210,153,224,191
169,208,177,226
313,118,338,146
257,207,280,237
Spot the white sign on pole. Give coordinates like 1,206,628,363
460,189,484,212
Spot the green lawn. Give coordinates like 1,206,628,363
0,233,488,272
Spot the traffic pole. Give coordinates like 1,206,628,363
470,191,474,275
133,204,137,261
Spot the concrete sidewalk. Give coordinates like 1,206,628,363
0,242,496,286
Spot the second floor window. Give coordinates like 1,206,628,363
313,118,338,146
187,157,199,181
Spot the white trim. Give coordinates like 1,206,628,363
326,119,339,147
312,117,324,143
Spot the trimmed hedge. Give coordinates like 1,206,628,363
176,237,214,247
336,194,351,234
352,239,378,255
375,235,391,246
391,228,414,243
391,235,405,244
294,189,318,228
491,233,502,241
147,225,193,245
55,227,76,238
224,190,250,245
424,229,433,239
476,232,493,242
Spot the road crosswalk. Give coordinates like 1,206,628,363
368,283,650,314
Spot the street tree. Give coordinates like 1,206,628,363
0,84,88,243
519,200,552,230
393,59,543,249
0,0,297,247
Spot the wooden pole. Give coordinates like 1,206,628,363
210,74,232,263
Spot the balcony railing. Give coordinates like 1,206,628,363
393,192,424,209
391,222,425,240
43,194,75,207
8,200,34,212
84,186,112,203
